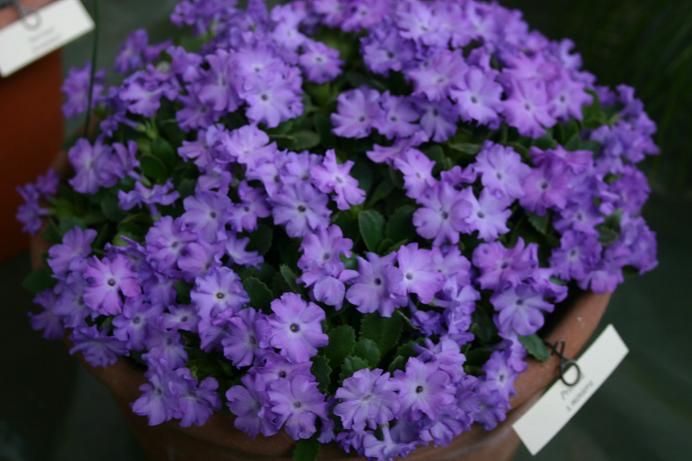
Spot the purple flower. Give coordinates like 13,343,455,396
396,244,444,304
375,93,420,139
47,227,96,278
271,184,330,238
69,326,126,367
114,29,168,74
502,78,556,138
473,142,530,199
450,67,503,126
346,252,407,317
228,182,270,232
268,374,327,440
550,231,602,282
491,285,554,336
118,181,179,212
408,50,466,101
144,217,193,275
191,266,249,325
394,148,436,199
181,191,232,243
266,293,328,363
473,239,538,290
171,369,222,427
113,301,162,350
61,63,105,117
243,73,304,129
68,139,120,194
311,150,364,210
331,87,382,139
413,182,471,245
227,124,277,169
460,188,512,242
416,98,458,142
482,350,517,400
299,40,342,83
83,254,142,315
226,373,278,437
222,308,263,367
334,369,399,431
393,357,455,420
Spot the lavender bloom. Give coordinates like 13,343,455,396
413,182,471,245
268,374,328,440
450,67,503,126
61,63,105,117
113,301,162,350
346,253,407,317
132,371,175,425
226,373,279,437
502,78,556,138
473,142,530,200
331,87,382,139
266,293,328,363
460,188,512,242
171,368,222,427
375,93,420,139
473,239,538,290
68,139,120,194
394,149,436,199
69,326,127,367
271,184,330,238
191,266,249,325
228,182,270,232
115,29,168,73
222,308,263,367
334,369,399,431
47,228,96,278
118,181,179,212
83,254,142,315
311,150,365,210
396,243,444,304
491,285,554,336
181,191,232,243
299,40,343,83
393,358,455,420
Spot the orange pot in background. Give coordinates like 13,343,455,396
0,1,64,261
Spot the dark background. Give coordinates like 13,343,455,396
1,1,691,460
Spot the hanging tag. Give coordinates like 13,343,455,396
512,324,629,455
0,0,93,77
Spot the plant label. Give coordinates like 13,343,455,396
0,0,93,77
513,324,629,455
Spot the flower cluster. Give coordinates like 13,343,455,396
19,1,658,460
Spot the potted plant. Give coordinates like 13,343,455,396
18,1,658,460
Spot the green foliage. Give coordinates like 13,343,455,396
387,340,417,372
354,338,381,367
293,438,320,461
324,325,356,366
311,355,332,392
242,277,274,312
247,223,274,255
519,334,551,362
360,313,403,356
22,268,56,294
339,356,369,380
358,210,385,252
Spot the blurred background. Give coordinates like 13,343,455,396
1,1,690,460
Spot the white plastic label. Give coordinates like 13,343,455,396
0,0,93,77
513,324,629,455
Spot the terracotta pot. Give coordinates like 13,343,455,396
1,0,63,262
30,226,610,461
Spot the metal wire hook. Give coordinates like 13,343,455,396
546,340,582,387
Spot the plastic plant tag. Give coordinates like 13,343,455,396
513,324,629,455
0,0,93,77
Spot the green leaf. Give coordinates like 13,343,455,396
140,154,168,183
100,190,124,222
354,338,381,367
22,268,56,294
597,209,623,246
360,313,403,356
293,438,320,461
311,355,332,392
325,325,356,366
519,334,550,362
242,277,274,311
289,130,321,151
527,212,551,235
358,210,385,252
151,137,178,169
446,142,482,156
385,205,416,243
387,340,417,372
367,177,394,207
175,281,192,304
350,160,375,194
247,223,274,255
339,356,369,380
279,265,300,292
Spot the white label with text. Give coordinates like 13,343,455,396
0,0,93,76
513,324,629,455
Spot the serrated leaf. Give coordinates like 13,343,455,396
385,205,416,243
311,355,332,392
325,325,356,366
279,265,300,293
140,154,168,183
293,437,320,461
22,268,56,294
242,277,274,311
360,313,403,356
527,212,551,235
289,130,321,151
339,356,369,380
247,223,273,255
387,340,417,372
358,210,385,252
519,334,550,362
354,338,381,367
